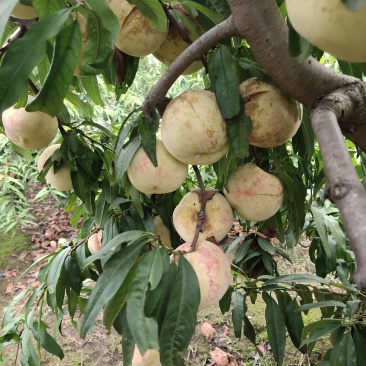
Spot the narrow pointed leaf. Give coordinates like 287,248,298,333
231,291,244,338
329,332,357,366
46,247,70,293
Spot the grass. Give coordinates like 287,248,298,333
0,230,31,268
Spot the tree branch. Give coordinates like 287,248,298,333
311,84,366,291
226,0,355,108
142,15,239,115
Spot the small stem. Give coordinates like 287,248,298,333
0,25,27,59
57,118,67,137
190,166,207,251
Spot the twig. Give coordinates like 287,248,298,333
28,78,38,94
142,15,239,116
190,166,207,252
310,83,366,291
0,25,27,59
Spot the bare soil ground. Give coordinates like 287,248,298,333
0,184,329,366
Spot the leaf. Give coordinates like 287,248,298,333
0,9,72,114
300,321,342,348
115,136,141,182
226,112,251,159
26,21,82,117
0,0,18,42
338,60,363,79
264,273,330,286
46,247,70,293
79,77,104,106
353,326,366,366
341,0,366,11
126,250,161,355
31,324,64,360
231,291,244,338
180,1,224,24
139,111,159,167
127,0,168,32
80,241,144,338
257,237,276,255
209,45,241,119
329,332,357,366
33,0,65,18
264,295,286,366
121,305,135,366
243,314,256,346
159,257,200,366
296,300,346,312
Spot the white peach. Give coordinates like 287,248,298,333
127,139,188,195
153,216,171,248
131,345,161,366
87,230,103,254
286,0,366,62
161,90,229,165
37,144,73,191
11,3,37,19
173,189,233,243
224,164,283,222
2,100,58,150
175,240,231,310
240,78,301,148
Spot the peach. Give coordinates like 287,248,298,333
131,345,161,366
173,189,233,242
73,13,88,77
240,78,301,148
161,90,229,165
37,144,73,191
153,216,171,248
153,22,203,75
127,139,188,195
174,240,231,310
286,0,366,62
11,3,37,19
107,0,167,57
223,164,283,222
87,230,103,254
2,99,58,150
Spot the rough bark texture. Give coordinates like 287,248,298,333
311,85,366,290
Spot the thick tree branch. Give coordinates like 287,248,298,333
227,0,355,108
142,15,239,115
311,84,366,291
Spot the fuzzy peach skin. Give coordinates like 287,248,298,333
107,0,167,57
161,90,229,165
240,77,301,148
175,240,231,310
11,3,37,19
224,164,283,222
153,24,203,75
153,216,171,248
127,139,188,195
37,144,73,191
131,345,161,366
286,0,366,63
173,190,233,242
87,230,103,254
2,101,58,150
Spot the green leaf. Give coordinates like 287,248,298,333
139,111,159,167
341,0,366,11
300,320,342,348
329,332,357,366
115,136,141,182
79,77,104,106
226,112,251,159
80,241,144,338
180,1,224,24
296,300,346,312
257,237,276,255
31,323,64,360
0,9,72,114
231,291,244,338
127,0,168,32
0,0,18,42
46,247,70,293
265,273,330,286
243,314,256,346
65,91,93,118
264,295,286,366
159,257,200,366
126,250,162,355
121,305,135,366
33,0,65,17
27,21,82,117
209,45,241,119
353,326,366,366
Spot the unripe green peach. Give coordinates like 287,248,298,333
131,345,161,366
173,189,233,243
153,24,203,75
161,90,229,165
37,144,73,191
87,230,103,254
127,139,188,195
240,78,301,148
286,0,366,62
224,164,283,222
2,99,58,150
107,0,167,57
153,216,171,248
174,240,231,310
12,3,37,19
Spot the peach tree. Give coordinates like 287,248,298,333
1,0,366,365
